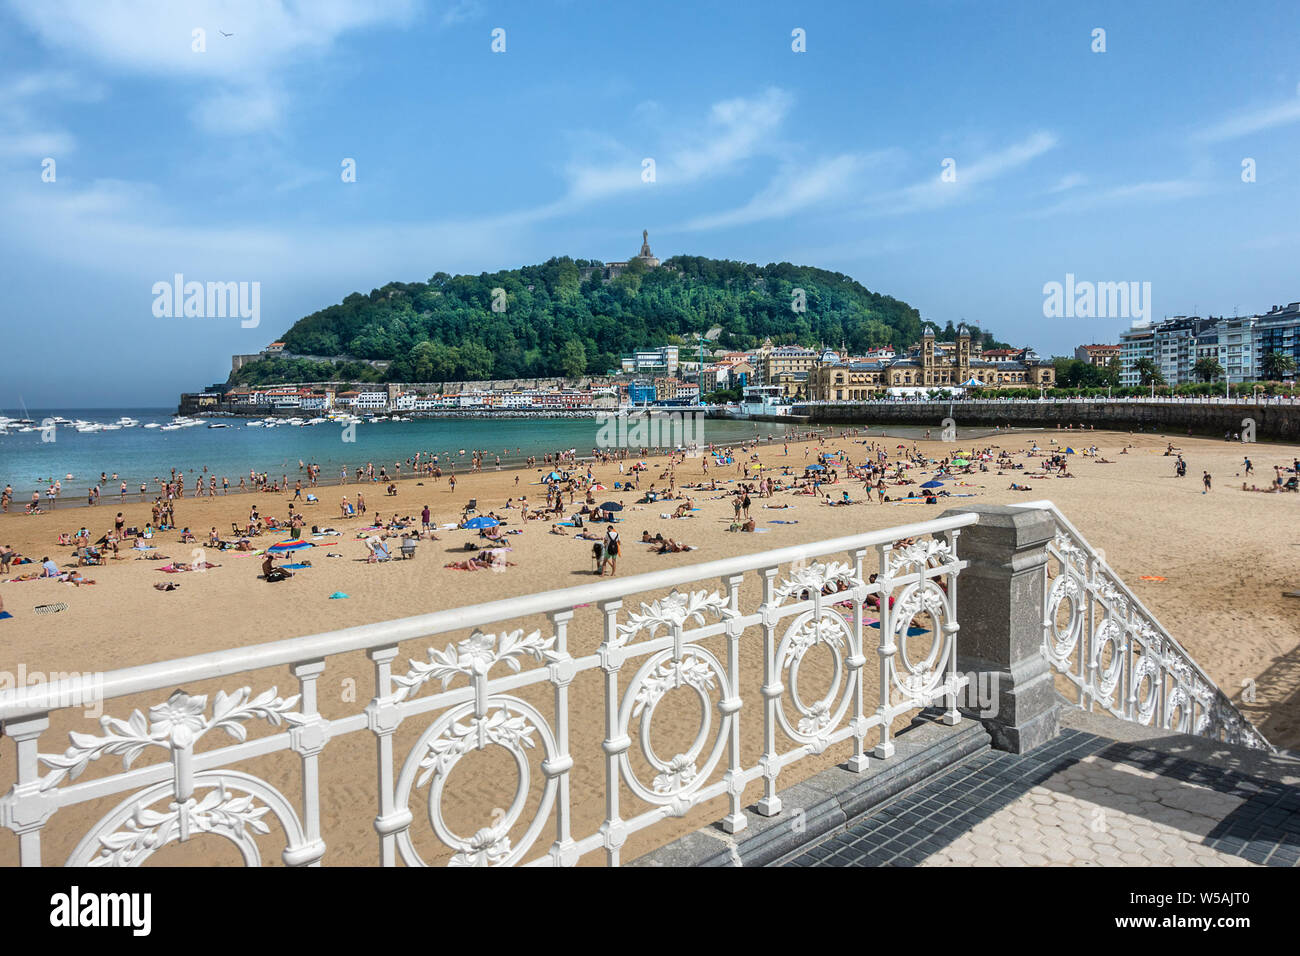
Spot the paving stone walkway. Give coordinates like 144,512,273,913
784,729,1300,867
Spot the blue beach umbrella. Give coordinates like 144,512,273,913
921,480,944,489
806,463,826,472
463,515,499,529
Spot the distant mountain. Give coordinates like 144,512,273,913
227,253,1007,385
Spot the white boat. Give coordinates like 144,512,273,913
117,417,140,427
724,385,792,419
143,422,161,429
207,422,231,429
160,424,183,431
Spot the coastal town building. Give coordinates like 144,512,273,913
806,328,1054,401
1118,304,1300,385
760,345,818,385
1074,343,1121,367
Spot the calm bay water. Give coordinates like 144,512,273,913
0,408,809,500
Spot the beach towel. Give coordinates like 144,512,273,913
1139,576,1167,582
329,592,349,599
770,520,799,524
0,611,12,620
867,620,929,637
282,563,311,570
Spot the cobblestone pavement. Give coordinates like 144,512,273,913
784,729,1300,867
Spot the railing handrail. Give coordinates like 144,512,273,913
1010,499,1273,751
0,512,979,721
1012,499,1218,688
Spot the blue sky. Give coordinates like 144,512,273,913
1,0,1298,407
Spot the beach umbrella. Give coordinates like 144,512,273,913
921,480,944,489
462,515,499,529
598,501,624,512
806,463,826,471
1065,447,1076,454
951,459,969,467
268,540,313,552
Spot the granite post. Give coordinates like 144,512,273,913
941,504,1060,753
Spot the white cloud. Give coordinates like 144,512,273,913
1031,178,1207,217
0,70,98,159
871,131,1058,215
3,0,419,134
1047,172,1087,193
681,153,883,231
191,86,284,136
1195,98,1300,143
560,87,793,206
439,0,482,27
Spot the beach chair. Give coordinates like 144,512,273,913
400,538,417,560
464,498,478,515
371,541,392,562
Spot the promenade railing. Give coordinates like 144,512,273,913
1,513,976,867
1011,501,1273,753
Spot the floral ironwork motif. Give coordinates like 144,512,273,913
631,655,718,720
90,781,272,867
416,706,538,788
395,629,556,698
886,537,951,577
775,560,862,603
38,688,303,789
616,589,732,644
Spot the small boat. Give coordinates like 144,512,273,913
207,422,231,429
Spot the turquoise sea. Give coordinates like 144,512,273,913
0,408,809,501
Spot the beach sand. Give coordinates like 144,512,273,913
1,427,1297,866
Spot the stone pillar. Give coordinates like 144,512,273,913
940,504,1060,753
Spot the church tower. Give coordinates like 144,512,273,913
922,327,935,386
957,325,971,381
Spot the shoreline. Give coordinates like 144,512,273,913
1,427,842,516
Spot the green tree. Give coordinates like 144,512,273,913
1133,358,1163,386
456,341,493,380
1260,351,1297,380
1193,357,1224,382
559,339,587,378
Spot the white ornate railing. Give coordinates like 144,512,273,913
1013,501,1273,753
0,513,976,867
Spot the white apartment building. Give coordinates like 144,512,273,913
1118,322,1154,386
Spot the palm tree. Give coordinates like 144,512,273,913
1193,357,1224,382
1133,358,1163,386
1260,350,1297,380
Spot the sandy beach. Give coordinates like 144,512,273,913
2,426,1297,866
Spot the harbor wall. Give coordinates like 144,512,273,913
793,401,1300,442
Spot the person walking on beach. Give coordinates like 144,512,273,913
1244,457,1254,476
1203,471,1212,493
421,505,431,532
601,524,620,576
